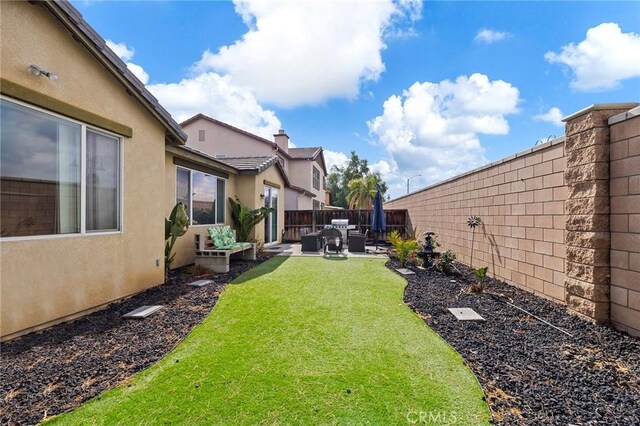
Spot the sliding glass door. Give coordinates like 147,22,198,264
263,186,278,244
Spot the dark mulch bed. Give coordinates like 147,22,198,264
0,256,272,426
391,258,640,425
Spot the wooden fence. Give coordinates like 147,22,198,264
284,209,409,242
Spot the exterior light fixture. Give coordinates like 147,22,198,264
27,64,58,81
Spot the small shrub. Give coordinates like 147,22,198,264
474,266,488,283
470,266,489,292
388,230,419,267
229,196,274,242
394,239,420,267
433,250,456,274
387,230,402,247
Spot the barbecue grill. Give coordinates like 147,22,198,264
326,219,356,243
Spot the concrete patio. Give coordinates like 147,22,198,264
264,243,390,258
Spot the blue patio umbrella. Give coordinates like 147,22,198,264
370,186,386,249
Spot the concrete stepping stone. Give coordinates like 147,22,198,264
187,279,214,287
395,268,415,275
123,305,163,319
448,307,485,321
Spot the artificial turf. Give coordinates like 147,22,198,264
49,256,490,425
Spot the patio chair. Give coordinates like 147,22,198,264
348,230,368,253
301,231,321,252
320,227,343,254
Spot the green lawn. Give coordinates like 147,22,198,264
50,257,490,425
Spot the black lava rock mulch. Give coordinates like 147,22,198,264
0,256,272,426
392,259,640,425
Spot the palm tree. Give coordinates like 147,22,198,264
347,174,382,209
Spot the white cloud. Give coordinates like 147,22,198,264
545,22,640,91
368,73,521,199
193,0,422,108
106,40,134,61
474,28,511,44
105,39,281,139
124,63,149,86
533,107,564,127
106,40,149,84
148,73,281,139
323,150,350,172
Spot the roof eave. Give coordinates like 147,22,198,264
43,0,187,144
166,146,238,174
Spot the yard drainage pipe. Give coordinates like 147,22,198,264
488,293,574,338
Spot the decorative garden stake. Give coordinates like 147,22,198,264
467,215,482,267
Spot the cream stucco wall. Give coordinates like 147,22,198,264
288,159,326,208
1,1,167,339
233,167,286,244
284,188,301,210
289,161,312,191
183,119,289,171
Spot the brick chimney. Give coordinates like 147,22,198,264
274,129,289,153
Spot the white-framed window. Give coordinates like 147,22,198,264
0,96,122,239
176,166,225,225
312,166,320,190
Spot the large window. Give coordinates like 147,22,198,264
176,167,225,225
0,97,121,238
312,166,320,190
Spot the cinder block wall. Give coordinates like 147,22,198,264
386,103,639,335
386,139,568,303
609,112,640,336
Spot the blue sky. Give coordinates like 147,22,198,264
73,0,640,199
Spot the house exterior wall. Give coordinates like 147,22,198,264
289,158,327,205
297,193,315,210
284,188,300,210
164,153,238,269
182,119,280,166
311,159,327,203
289,161,312,191
1,1,167,339
609,114,640,336
386,140,568,303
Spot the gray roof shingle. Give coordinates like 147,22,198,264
215,156,278,173
289,147,321,159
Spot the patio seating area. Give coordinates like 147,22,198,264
264,242,388,258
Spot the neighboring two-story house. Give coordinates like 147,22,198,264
181,114,328,211
286,146,328,210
